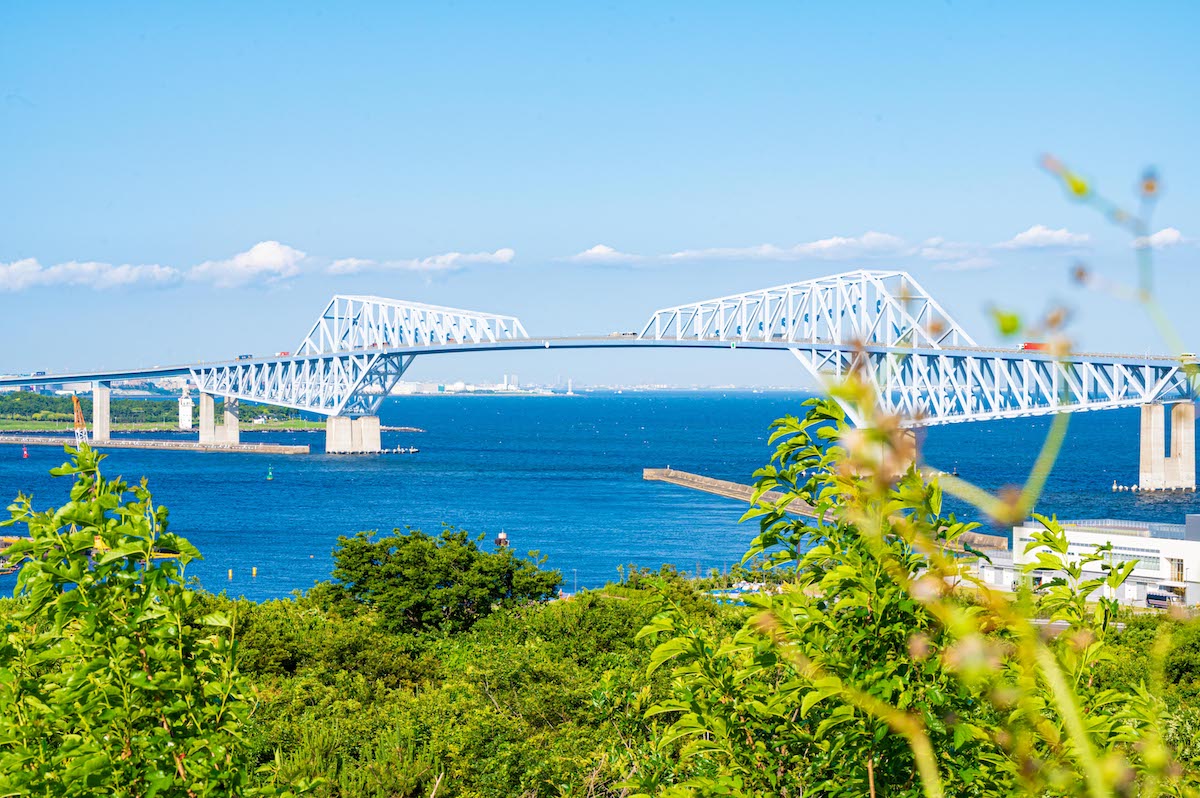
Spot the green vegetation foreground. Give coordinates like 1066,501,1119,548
2,401,1200,796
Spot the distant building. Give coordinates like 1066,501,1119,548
178,390,194,430
975,516,1200,606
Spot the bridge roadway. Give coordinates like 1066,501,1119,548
0,336,1182,390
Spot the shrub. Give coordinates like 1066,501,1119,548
0,445,302,797
331,527,562,635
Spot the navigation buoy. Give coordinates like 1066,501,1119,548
267,464,274,481
22,446,28,459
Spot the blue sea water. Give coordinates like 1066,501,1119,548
1,392,1197,601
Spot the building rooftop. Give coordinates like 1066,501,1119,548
1023,518,1191,541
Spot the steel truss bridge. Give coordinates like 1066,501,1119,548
2,269,1196,430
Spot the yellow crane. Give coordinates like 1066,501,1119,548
71,394,88,446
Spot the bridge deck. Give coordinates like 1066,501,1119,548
0,335,1185,389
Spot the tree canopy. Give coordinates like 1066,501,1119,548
331,528,562,634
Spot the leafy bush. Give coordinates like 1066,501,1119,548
628,400,1200,797
331,527,562,634
0,445,302,796
239,577,680,797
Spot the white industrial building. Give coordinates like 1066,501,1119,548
973,515,1200,606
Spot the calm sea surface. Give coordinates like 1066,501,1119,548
2,392,1198,601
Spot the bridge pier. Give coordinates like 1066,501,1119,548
222,398,240,444
198,393,215,443
1139,402,1195,490
198,394,240,445
178,389,194,430
92,381,111,442
325,415,381,454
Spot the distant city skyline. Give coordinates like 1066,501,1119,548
2,1,1197,387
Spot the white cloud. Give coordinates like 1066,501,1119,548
917,237,980,262
564,225,1101,272
1,241,516,291
995,225,1089,250
0,257,180,292
189,241,308,287
328,257,375,275
566,244,642,264
667,232,909,262
934,256,997,271
1134,227,1186,249
328,247,516,275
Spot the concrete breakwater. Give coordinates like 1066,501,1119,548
643,467,821,519
643,467,1008,551
0,435,309,455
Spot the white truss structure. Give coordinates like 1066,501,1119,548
641,270,975,348
641,269,1198,426
14,269,1196,429
789,347,1199,427
191,297,528,416
298,295,528,354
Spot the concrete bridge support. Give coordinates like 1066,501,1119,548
325,415,382,453
91,381,111,442
222,398,240,444
1139,402,1196,490
198,393,215,443
198,394,240,445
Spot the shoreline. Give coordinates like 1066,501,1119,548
0,422,426,434
0,434,309,455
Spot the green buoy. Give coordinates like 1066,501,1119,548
267,464,274,481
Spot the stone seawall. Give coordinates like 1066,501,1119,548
642,467,820,518
642,467,1008,551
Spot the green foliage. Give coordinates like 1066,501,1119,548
4,406,1200,797
628,399,1200,797
0,392,183,424
0,393,305,426
331,527,563,634
0,445,302,796
220,583,700,797
1164,619,1200,701
236,402,305,423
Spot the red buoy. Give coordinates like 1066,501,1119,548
22,446,28,459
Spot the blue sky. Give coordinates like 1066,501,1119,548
2,1,1197,385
